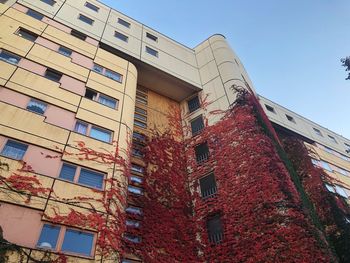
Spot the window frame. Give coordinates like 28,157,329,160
85,2,99,12
313,127,323,137
58,46,73,57
0,50,21,65
44,68,62,82
187,96,200,113
26,9,44,20
26,99,47,115
190,115,205,135
285,114,296,123
71,29,87,41
114,31,129,42
199,172,217,198
78,14,94,25
84,88,119,109
74,120,113,143
145,46,158,57
265,104,275,113
206,214,224,244
328,135,338,144
91,63,123,83
0,139,28,160
117,18,131,28
16,28,38,42
195,142,210,164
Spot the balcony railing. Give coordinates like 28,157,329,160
202,186,217,198
208,232,223,244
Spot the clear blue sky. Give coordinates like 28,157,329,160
101,0,350,139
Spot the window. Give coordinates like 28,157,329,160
90,126,111,143
84,88,118,109
188,96,200,113
26,9,44,20
190,115,204,135
128,185,143,195
26,99,47,115
199,173,217,198
130,175,143,184
41,0,55,6
37,224,94,256
16,28,38,42
84,88,97,100
335,185,349,198
0,0,8,3
125,206,142,215
206,214,223,244
124,234,141,243
126,220,140,228
118,18,130,28
320,160,332,172
134,113,147,122
92,64,103,73
74,121,88,135
132,147,144,158
131,164,144,174
145,46,158,57
133,132,146,142
58,46,72,57
325,183,336,193
313,128,322,137
71,29,87,41
285,114,295,123
92,64,123,82
1,140,28,160
44,69,62,82
146,32,158,42
265,104,275,113
85,2,99,12
311,158,319,167
0,50,21,65
115,31,128,42
59,163,104,189
135,107,147,116
345,143,350,154
328,135,337,144
134,120,147,129
195,142,209,164
78,14,94,25
323,146,334,154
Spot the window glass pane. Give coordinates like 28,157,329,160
200,173,217,198
207,215,223,244
134,120,147,129
37,224,60,250
135,107,147,115
145,46,158,57
335,185,348,198
128,185,143,195
41,0,55,6
104,69,122,82
26,99,47,114
17,28,38,42
191,116,204,135
126,219,140,228
0,50,21,65
90,127,111,143
195,143,209,164
188,96,200,113
84,88,97,100
44,69,62,82
146,32,157,42
74,122,88,135
59,163,76,181
85,2,99,12
125,206,142,215
26,9,44,20
134,113,147,122
124,234,141,243
92,64,103,73
61,229,94,256
325,183,335,193
118,18,130,28
131,164,144,174
58,46,72,57
115,31,129,42
1,140,28,160
133,132,146,141
71,29,87,40
98,95,117,108
130,175,143,184
79,168,104,189
78,14,94,25
320,160,332,172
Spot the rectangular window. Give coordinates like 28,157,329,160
0,50,21,65
313,128,322,137
265,104,275,113
146,32,158,42
130,175,143,184
134,120,147,129
92,64,103,73
335,185,348,198
61,229,94,256
1,140,28,160
59,163,76,182
195,142,209,164
44,69,62,82
58,46,72,57
132,147,144,158
90,126,112,143
124,233,141,243
85,2,99,12
188,96,200,113
133,132,146,142
131,164,144,174
71,29,87,40
37,224,60,250
128,185,143,195
135,107,147,115
145,46,158,57
199,173,217,198
84,88,98,100
74,121,88,135
207,214,223,244
285,114,295,123
134,113,147,122
26,9,44,20
325,183,336,193
328,135,337,144
311,158,320,167
26,99,47,115
0,0,8,3
41,0,55,6
105,69,122,82
345,143,350,154
191,115,205,135
98,95,118,109
16,28,38,42
118,18,130,28
125,206,142,215
320,160,332,172
78,168,104,189
126,220,140,228
115,31,128,42
78,14,94,25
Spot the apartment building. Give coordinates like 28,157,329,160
0,0,349,262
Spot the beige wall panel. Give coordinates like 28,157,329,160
212,47,236,66
75,108,119,132
0,102,70,145
54,3,105,39
7,68,80,112
88,71,125,93
0,0,16,14
0,61,16,86
143,26,197,67
107,9,143,39
194,39,210,54
196,46,214,68
95,48,129,72
199,60,220,85
64,0,110,22
27,44,89,82
0,188,47,210
80,98,122,122
18,0,64,18
42,25,97,58
117,123,132,161
124,65,137,100
202,76,227,104
120,95,135,130
101,24,141,58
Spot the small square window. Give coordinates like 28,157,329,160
146,32,158,42
59,163,76,182
328,135,338,144
85,2,99,12
285,114,295,123
118,18,130,28
78,168,104,189
0,50,21,65
26,99,47,115
58,46,72,57
78,14,94,25
61,229,94,256
74,121,88,135
190,115,205,135
71,29,87,40
1,140,28,160
44,69,62,82
145,46,158,57
188,96,200,113
195,142,209,164
90,126,112,143
40,0,55,6
37,224,60,250
265,104,275,113
313,128,322,137
115,31,128,42
17,28,38,42
199,173,217,198
26,9,44,20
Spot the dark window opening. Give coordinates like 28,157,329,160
84,88,97,100
17,28,38,42
200,173,217,198
146,32,158,42
118,18,130,28
26,9,44,20
265,104,275,113
207,214,223,244
285,114,295,123
58,46,72,57
78,14,94,25
71,29,87,40
115,31,128,42
145,46,158,57
191,115,204,135
195,142,209,164
188,96,200,113
85,2,99,12
44,69,62,82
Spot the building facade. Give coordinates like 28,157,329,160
0,0,350,262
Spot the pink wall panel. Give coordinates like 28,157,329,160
0,87,29,108
12,3,28,12
0,203,42,248
86,37,99,46
18,59,47,76
46,19,72,33
60,75,85,96
35,37,59,50
71,52,94,69
45,105,75,130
